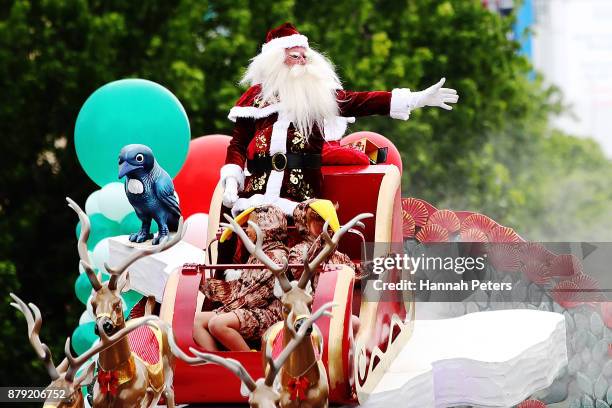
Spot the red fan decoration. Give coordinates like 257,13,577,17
551,280,581,309
570,274,603,303
428,209,461,234
402,211,416,238
401,198,430,227
460,228,488,243
602,302,612,329
460,213,497,236
549,254,583,278
518,243,555,266
521,260,551,284
416,224,449,243
487,243,521,272
518,400,547,408
487,226,522,243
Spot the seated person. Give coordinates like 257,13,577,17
289,199,361,333
288,199,357,288
194,205,287,351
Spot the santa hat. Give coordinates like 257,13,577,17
261,22,309,54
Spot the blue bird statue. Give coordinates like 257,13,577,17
118,144,181,245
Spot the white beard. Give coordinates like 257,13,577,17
241,47,341,137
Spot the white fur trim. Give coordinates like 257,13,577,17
232,194,265,216
323,116,356,141
224,268,242,281
228,110,298,216
266,170,284,198
231,195,298,217
228,103,280,122
220,164,245,191
274,197,298,216
261,34,309,54
390,88,413,120
270,112,289,154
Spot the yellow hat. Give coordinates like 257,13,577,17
219,207,255,243
308,199,340,232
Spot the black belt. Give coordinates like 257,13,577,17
247,153,322,173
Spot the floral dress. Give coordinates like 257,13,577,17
201,205,287,341
288,200,356,291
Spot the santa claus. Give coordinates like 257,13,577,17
220,22,458,216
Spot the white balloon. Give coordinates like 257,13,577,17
92,238,110,273
98,182,133,221
85,189,102,215
86,295,95,320
184,213,209,249
79,310,93,325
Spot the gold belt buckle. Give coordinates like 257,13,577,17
271,152,288,171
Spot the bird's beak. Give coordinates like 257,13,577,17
118,162,141,179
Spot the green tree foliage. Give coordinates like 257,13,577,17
1,0,611,386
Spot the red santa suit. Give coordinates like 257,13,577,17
219,23,416,216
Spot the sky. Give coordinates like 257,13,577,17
531,0,612,157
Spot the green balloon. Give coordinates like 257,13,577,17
119,212,158,235
122,290,144,318
76,214,120,249
75,270,111,304
74,79,190,187
75,273,93,305
71,322,98,356
122,290,144,309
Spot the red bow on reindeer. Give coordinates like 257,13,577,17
98,369,119,395
287,376,310,401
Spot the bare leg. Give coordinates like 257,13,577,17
209,312,250,351
193,311,218,350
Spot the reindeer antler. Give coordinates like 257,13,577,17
104,217,185,290
221,213,292,293
264,302,335,386
10,293,61,380
63,315,160,382
67,197,102,291
185,348,258,392
298,213,372,290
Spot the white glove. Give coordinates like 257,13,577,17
412,78,459,110
222,177,239,208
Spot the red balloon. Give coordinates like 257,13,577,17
341,131,403,174
174,135,231,217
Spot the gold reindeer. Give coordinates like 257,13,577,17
173,303,334,408
10,293,160,408
67,197,183,407
222,212,371,408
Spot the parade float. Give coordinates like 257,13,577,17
15,21,612,408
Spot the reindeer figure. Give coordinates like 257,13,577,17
222,212,372,408
9,294,160,408
173,303,334,408
67,197,183,407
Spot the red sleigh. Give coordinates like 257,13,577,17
159,163,414,404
